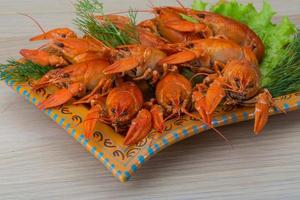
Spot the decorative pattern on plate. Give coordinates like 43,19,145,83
5,78,300,182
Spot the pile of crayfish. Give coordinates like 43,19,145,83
19,6,281,146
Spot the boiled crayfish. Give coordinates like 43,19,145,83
193,59,278,134
146,6,264,61
149,72,230,143
81,82,153,146
35,59,114,110
20,29,111,67
103,45,167,83
159,39,258,74
13,4,280,146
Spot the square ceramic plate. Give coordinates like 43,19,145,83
4,78,300,182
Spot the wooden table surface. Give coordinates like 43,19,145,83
0,0,300,199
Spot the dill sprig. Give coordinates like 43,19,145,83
74,0,138,48
125,8,139,43
0,58,54,83
128,8,138,26
263,31,300,97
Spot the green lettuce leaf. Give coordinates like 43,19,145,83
192,0,208,11
192,0,298,96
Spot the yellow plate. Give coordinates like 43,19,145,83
5,78,300,182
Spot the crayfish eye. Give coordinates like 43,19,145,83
120,111,128,117
123,47,130,52
56,42,64,48
247,83,255,89
186,43,195,49
234,78,240,87
111,108,116,114
62,73,70,78
197,13,206,19
179,98,184,104
61,34,66,38
251,43,257,50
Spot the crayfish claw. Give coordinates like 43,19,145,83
124,109,152,146
83,105,102,139
254,91,272,134
150,105,165,133
205,78,225,116
38,83,83,110
192,90,210,124
166,20,209,34
158,51,199,65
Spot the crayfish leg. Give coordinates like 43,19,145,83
124,109,152,146
75,79,112,104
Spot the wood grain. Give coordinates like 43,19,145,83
0,1,299,199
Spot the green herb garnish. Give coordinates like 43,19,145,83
0,59,54,82
74,0,138,47
124,8,140,43
180,68,204,87
263,31,300,97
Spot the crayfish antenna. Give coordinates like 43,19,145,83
19,13,77,41
182,110,233,148
176,0,186,9
18,13,46,34
163,111,177,123
146,0,155,10
145,0,160,18
106,9,153,16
